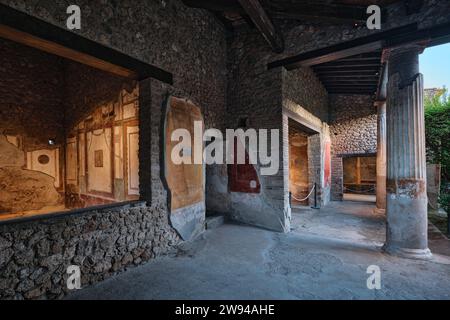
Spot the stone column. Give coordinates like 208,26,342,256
384,44,431,259
374,100,386,214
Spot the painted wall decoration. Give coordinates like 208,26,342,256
228,138,261,194
66,137,78,185
164,96,205,211
0,134,61,214
324,141,331,188
289,133,309,203
87,129,113,195
0,36,140,218
66,85,140,207
26,148,60,188
1,81,140,217
126,125,140,197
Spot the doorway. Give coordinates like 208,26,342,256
289,119,315,207
343,155,376,202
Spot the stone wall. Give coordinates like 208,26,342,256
0,0,228,299
329,94,377,155
282,67,330,207
2,0,449,299
227,24,287,231
283,68,329,123
329,94,377,200
0,203,179,300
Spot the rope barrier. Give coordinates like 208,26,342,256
291,184,316,202
343,186,375,194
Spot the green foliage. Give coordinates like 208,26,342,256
440,193,450,216
424,89,450,213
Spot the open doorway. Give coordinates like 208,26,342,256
288,118,322,208
289,124,309,206
343,155,376,203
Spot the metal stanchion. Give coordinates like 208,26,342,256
311,182,320,210
289,183,320,210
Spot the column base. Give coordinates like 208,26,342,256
383,244,432,260
373,207,385,215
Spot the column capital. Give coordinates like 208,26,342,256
383,41,428,61
386,42,426,88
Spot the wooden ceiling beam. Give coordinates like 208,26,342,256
326,85,377,88
322,80,379,85
339,52,382,61
238,0,284,53
182,0,244,13
314,66,381,73
328,91,376,95
314,62,381,69
318,75,380,80
268,23,417,70
318,69,379,74
271,20,450,70
0,4,173,83
267,3,369,23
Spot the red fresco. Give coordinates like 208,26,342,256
228,138,261,194
324,142,331,188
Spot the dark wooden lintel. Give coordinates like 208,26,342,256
0,4,173,83
238,0,284,53
182,0,243,13
314,61,381,68
268,24,417,70
267,3,369,23
314,66,381,73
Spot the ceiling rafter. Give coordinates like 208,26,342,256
237,0,285,53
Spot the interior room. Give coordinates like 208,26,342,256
343,155,377,201
0,37,140,220
289,123,310,206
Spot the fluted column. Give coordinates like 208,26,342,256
374,100,386,215
383,44,431,259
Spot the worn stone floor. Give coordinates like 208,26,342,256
68,201,450,300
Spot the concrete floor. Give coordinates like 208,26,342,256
68,201,450,300
343,193,376,202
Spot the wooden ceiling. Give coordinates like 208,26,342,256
183,0,428,96
183,0,401,26
312,51,382,94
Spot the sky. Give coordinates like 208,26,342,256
420,43,450,90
